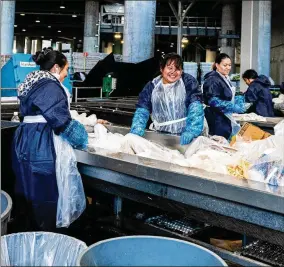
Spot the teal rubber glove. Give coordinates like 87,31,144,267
180,132,194,145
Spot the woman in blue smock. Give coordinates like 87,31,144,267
203,53,245,140
130,53,204,145
12,48,88,231
242,69,274,117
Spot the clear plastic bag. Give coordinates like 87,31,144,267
53,133,86,228
151,76,187,134
1,232,87,266
121,133,189,167
274,120,284,137
248,148,284,186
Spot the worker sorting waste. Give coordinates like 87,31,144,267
242,69,274,117
12,48,88,231
130,53,204,145
203,53,246,140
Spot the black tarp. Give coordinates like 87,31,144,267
73,53,160,98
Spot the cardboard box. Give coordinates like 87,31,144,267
230,122,271,145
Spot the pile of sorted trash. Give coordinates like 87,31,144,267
71,110,284,187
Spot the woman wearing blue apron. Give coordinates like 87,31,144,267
12,48,87,231
130,53,204,145
203,53,245,140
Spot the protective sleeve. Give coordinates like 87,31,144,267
130,108,150,137
183,73,203,107
180,101,204,145
136,81,154,113
245,84,259,103
208,97,245,114
60,120,88,149
33,81,71,134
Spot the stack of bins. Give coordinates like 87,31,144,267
183,62,198,80
200,62,213,84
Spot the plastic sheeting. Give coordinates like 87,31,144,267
53,133,86,228
1,232,87,266
151,76,187,134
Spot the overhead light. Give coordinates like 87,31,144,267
14,25,17,27
50,39,52,41
79,40,82,42
48,25,51,28
22,29,26,32
35,20,40,23
60,5,65,9
182,44,185,48
72,14,77,18
114,33,121,39
157,49,160,52
121,40,124,44
182,37,189,44
58,30,61,32
41,36,44,38
73,37,76,39
20,13,25,16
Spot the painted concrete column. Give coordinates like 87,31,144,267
83,0,99,53
240,0,272,91
123,0,156,63
36,39,42,52
16,36,25,53
25,37,32,54
0,0,16,55
206,49,216,63
221,4,236,73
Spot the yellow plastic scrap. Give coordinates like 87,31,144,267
227,159,251,179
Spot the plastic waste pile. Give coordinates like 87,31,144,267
73,111,284,187
232,113,267,122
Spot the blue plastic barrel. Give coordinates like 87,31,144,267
77,236,227,266
1,190,12,235
1,232,88,266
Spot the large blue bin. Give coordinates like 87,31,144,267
77,236,227,266
1,232,88,266
1,190,12,235
1,53,73,97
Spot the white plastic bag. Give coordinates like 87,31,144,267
1,232,87,266
274,120,284,137
53,133,86,228
248,148,284,186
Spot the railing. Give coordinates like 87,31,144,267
73,87,103,102
100,15,221,29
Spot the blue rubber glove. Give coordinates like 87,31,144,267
180,132,195,145
130,108,150,136
60,119,88,149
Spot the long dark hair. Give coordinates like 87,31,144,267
32,47,67,71
212,53,231,71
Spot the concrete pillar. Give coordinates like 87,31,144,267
36,39,42,52
83,0,99,53
221,4,236,73
1,0,16,55
206,49,216,63
240,0,272,91
25,37,32,54
16,36,25,53
57,42,62,52
123,0,156,63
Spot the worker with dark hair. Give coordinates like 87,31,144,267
12,48,87,231
130,52,204,145
203,53,245,140
242,69,274,117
